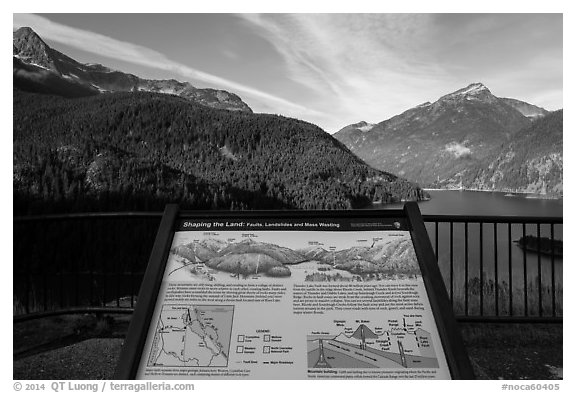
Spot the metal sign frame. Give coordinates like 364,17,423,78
114,202,474,379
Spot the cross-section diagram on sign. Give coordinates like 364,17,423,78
307,317,439,369
147,305,234,367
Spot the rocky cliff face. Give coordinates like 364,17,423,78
13,27,252,112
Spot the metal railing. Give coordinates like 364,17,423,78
13,213,162,322
13,212,562,323
425,215,562,323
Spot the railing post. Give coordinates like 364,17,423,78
480,222,484,317
24,273,30,315
508,223,513,316
537,224,542,317
523,223,528,316
435,222,439,261
551,223,556,317
464,222,469,317
130,272,136,308
43,268,48,312
450,222,454,304
494,223,498,316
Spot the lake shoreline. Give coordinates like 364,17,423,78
422,188,562,200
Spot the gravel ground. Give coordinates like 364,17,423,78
13,317,562,380
13,336,562,380
460,323,563,380
467,346,562,380
13,339,123,380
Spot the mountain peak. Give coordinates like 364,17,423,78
14,26,40,38
438,82,496,104
448,82,490,96
13,27,47,49
13,26,58,72
463,82,489,92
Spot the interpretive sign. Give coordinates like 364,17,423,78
114,203,474,379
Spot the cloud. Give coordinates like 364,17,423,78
237,13,562,132
13,13,326,120
237,14,460,131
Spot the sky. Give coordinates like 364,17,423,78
12,13,563,133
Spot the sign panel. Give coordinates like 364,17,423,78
115,204,474,379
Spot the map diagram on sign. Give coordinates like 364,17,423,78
307,315,439,369
147,305,234,367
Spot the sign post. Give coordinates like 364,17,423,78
114,202,474,379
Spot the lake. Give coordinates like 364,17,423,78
372,190,563,317
371,189,563,217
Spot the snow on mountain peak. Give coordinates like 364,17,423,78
438,83,495,104
451,83,489,96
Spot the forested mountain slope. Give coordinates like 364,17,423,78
14,89,427,214
467,110,563,195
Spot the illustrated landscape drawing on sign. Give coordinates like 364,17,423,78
166,231,421,283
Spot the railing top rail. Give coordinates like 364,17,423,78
14,211,164,222
422,214,562,224
14,211,563,224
